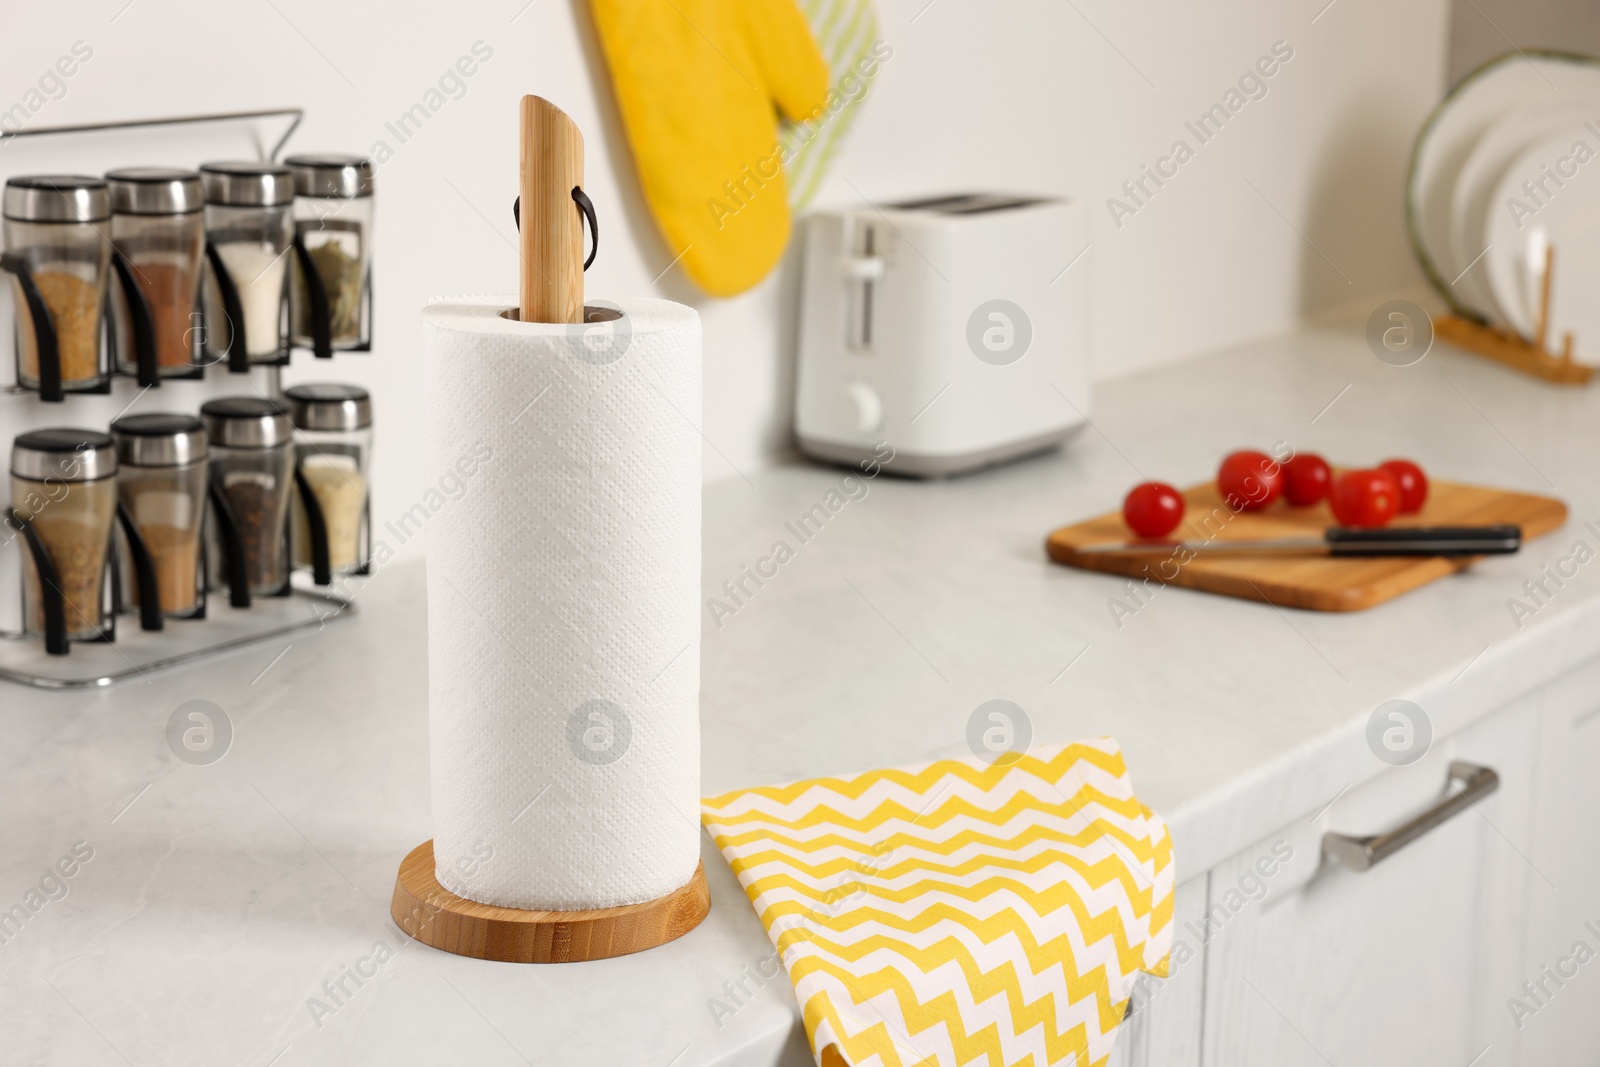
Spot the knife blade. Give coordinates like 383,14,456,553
1070,524,1522,557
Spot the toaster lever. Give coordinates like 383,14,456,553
846,222,885,351
844,256,886,281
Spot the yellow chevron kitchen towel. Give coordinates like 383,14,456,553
701,739,1174,1067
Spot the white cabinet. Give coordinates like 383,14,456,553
1106,652,1600,1067
1108,876,1207,1067
1520,655,1600,1065
1199,695,1538,1067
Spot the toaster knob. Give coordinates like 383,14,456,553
844,382,883,434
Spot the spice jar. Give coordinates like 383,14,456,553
199,162,294,366
201,397,294,597
9,429,118,641
111,414,208,618
285,155,373,354
106,168,206,380
2,176,112,394
285,383,372,577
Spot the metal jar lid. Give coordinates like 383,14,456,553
199,162,295,208
284,154,374,199
110,413,209,467
200,397,294,449
11,428,117,482
283,383,372,432
3,175,110,223
105,168,205,216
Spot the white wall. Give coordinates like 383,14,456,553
0,0,1449,562
1449,0,1600,84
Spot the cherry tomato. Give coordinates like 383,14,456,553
1379,459,1429,514
1282,453,1332,507
1330,468,1400,528
1217,450,1284,511
1123,482,1185,538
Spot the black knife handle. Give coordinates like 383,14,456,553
1325,524,1522,556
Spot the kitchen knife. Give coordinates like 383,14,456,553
1072,524,1522,557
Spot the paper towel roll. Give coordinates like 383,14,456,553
422,296,702,911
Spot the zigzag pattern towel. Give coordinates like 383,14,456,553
701,740,1174,1067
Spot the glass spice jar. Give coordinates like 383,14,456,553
285,383,372,576
106,168,206,378
9,429,118,641
199,162,294,365
3,175,113,392
285,155,373,352
111,414,208,618
201,397,294,597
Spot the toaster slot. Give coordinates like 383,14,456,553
845,221,886,352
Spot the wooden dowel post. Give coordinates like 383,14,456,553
1535,243,1554,355
519,96,585,325
1431,239,1592,385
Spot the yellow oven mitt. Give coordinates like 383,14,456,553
587,0,830,297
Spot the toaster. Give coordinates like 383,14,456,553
795,193,1091,477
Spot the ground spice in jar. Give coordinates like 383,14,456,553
17,271,102,383
222,472,287,593
137,525,199,613
11,429,119,642
129,260,200,369
294,240,363,343
128,491,202,615
294,458,366,570
215,241,288,358
27,520,111,636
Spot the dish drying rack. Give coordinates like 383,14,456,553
1433,244,1593,385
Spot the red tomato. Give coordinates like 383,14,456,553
1379,459,1429,514
1330,469,1400,527
1282,453,1332,507
1217,450,1284,511
1123,482,1185,538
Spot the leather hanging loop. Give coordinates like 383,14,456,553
572,187,598,271
512,186,598,271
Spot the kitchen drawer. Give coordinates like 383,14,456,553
1200,693,1538,1067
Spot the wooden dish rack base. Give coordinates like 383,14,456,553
1433,244,1593,385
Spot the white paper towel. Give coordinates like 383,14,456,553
422,296,702,911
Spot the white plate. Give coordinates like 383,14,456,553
1447,101,1600,321
1407,52,1600,311
1486,128,1600,361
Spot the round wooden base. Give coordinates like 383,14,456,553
390,840,710,963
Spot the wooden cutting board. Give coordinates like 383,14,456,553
1046,480,1567,611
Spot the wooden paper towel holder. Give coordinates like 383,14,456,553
391,842,711,963
390,95,710,963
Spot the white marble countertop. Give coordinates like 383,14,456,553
7,317,1600,1067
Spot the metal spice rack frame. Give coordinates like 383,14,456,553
0,107,371,689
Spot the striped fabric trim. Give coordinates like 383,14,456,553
785,0,881,209
702,739,1175,1067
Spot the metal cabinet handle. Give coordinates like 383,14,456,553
1322,761,1498,872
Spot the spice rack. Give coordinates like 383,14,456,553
0,108,373,689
